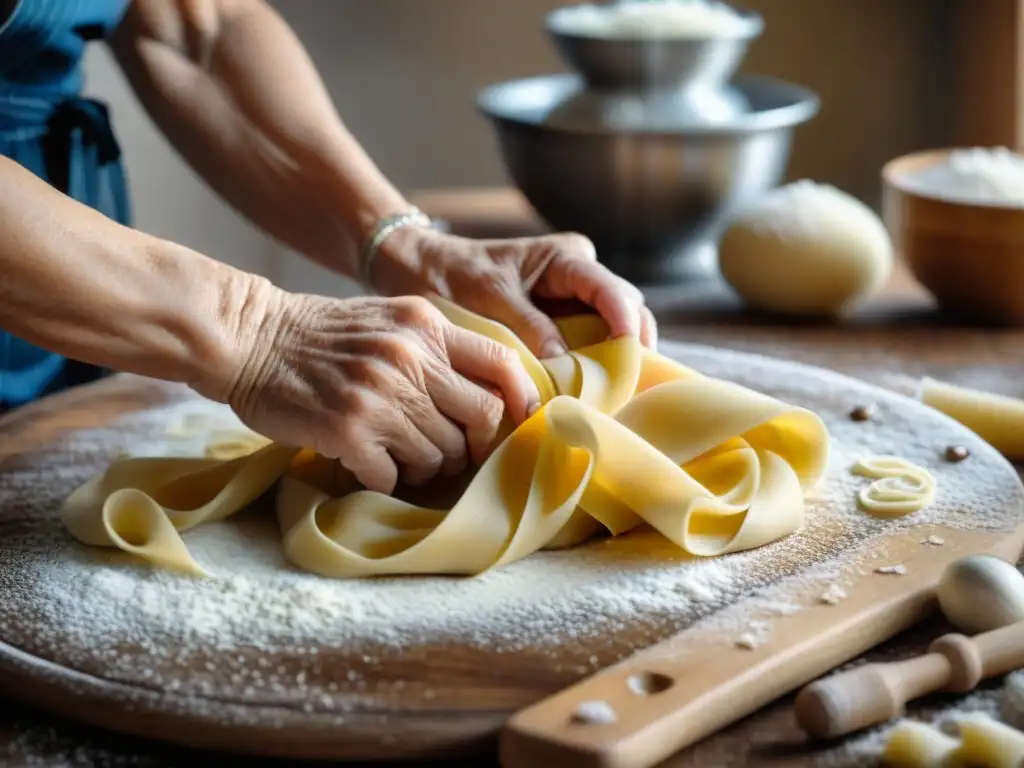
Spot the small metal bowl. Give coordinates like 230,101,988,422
478,73,818,284
884,149,1024,325
545,2,764,93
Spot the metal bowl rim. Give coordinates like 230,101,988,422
476,73,820,136
544,2,765,42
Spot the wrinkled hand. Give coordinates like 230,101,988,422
224,291,541,494
373,227,657,359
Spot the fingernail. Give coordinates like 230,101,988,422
527,401,541,418
541,340,568,359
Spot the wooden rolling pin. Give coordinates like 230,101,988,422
794,619,1024,739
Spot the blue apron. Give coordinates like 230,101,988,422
0,0,131,409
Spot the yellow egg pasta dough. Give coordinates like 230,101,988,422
920,377,1024,460
61,297,830,579
850,456,936,518
882,720,959,768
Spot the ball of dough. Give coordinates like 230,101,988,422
718,180,893,316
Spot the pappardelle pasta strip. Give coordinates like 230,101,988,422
61,297,831,579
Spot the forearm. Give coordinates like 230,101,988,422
110,0,409,279
0,156,263,400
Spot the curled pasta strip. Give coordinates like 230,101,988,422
61,297,830,579
851,456,936,518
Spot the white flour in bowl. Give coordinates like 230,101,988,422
904,147,1024,207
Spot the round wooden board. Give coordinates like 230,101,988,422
0,343,1022,761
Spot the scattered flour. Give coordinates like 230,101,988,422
876,564,907,576
573,700,617,725
734,619,771,650
922,535,946,547
0,341,1020,749
820,584,848,606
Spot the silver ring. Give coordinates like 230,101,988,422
359,207,432,291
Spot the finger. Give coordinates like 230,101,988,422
340,441,399,495
640,305,658,350
475,282,569,360
536,256,643,340
384,417,446,487
424,365,506,465
518,231,598,272
401,385,469,477
443,324,541,424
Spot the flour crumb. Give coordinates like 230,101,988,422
922,535,946,546
762,601,802,616
735,632,761,650
734,619,771,650
820,584,848,605
573,700,617,725
876,564,907,576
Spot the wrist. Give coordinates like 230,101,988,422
361,208,434,291
162,242,285,406
367,224,450,297
313,150,414,275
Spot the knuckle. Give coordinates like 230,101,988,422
476,389,505,429
523,307,553,333
318,416,360,458
483,338,518,363
618,278,646,305
561,232,597,261
417,444,444,472
347,358,387,388
390,295,437,326
338,387,376,418
425,413,468,457
482,340,527,374
440,432,469,462
372,333,417,368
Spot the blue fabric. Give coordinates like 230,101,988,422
0,0,131,407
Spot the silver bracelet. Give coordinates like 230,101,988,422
359,206,432,291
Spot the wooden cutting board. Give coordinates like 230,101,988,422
0,338,1021,763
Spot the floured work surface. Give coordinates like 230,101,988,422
0,342,1021,760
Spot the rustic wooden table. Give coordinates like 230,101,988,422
3,188,1022,767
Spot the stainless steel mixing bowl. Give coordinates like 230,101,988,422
478,73,819,284
545,3,763,93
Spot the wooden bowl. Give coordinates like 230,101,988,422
883,148,1024,325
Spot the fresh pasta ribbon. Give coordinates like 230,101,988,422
919,377,1024,460
850,456,936,518
60,297,830,578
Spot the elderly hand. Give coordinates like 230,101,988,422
372,227,657,359
223,291,541,494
